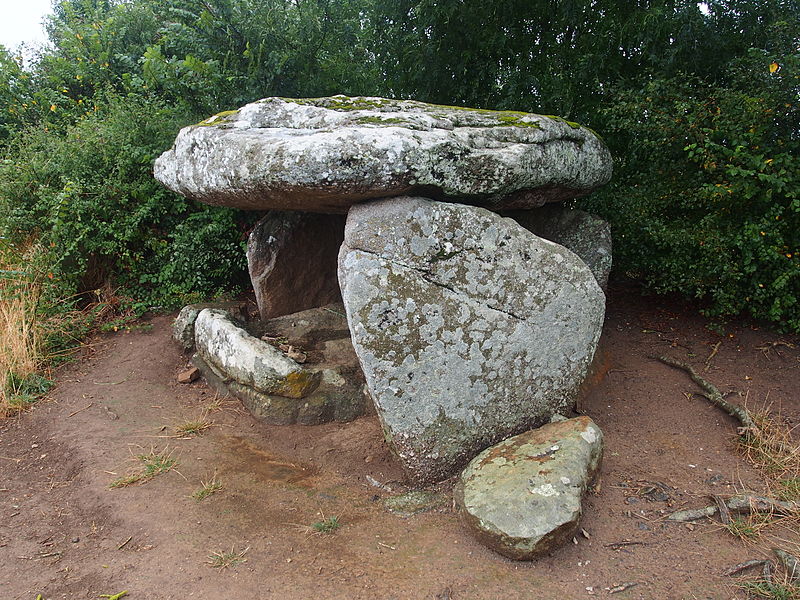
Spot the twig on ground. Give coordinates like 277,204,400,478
713,494,732,525
117,535,133,550
704,341,721,372
653,355,756,432
667,494,799,522
723,559,770,576
609,582,638,594
67,403,92,418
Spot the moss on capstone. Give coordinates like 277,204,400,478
355,115,410,126
544,115,582,129
194,109,240,127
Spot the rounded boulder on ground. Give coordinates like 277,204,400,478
454,416,604,560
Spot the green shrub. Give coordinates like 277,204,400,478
0,91,250,309
583,51,799,331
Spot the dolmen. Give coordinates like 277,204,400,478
156,96,611,558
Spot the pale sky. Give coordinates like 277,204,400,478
0,0,53,51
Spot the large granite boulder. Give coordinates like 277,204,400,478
338,196,605,484
247,211,345,319
154,96,612,214
507,206,613,291
454,416,603,560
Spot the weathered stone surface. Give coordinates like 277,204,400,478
173,301,248,351
190,304,368,425
193,308,320,399
508,206,612,291
454,416,603,560
154,96,612,214
338,197,605,484
384,491,448,517
247,211,345,319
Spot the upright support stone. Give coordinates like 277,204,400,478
507,206,612,291
338,196,605,484
247,212,345,319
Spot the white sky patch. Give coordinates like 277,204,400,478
0,0,53,52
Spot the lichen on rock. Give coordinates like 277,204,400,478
154,95,612,214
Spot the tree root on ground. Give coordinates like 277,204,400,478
667,494,799,522
653,355,756,433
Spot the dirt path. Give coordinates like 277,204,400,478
1,284,798,600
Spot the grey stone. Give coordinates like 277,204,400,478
154,96,612,214
173,301,248,351
507,206,612,291
384,490,448,517
193,309,321,399
338,197,605,484
191,305,369,425
454,416,603,560
247,211,345,319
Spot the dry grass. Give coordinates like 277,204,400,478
175,418,213,437
0,242,46,417
207,546,248,569
192,473,222,501
740,404,800,488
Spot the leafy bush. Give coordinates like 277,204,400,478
583,47,799,330
0,92,250,309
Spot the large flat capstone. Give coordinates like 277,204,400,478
154,96,612,213
454,416,604,560
338,197,605,484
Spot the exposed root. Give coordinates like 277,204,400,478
667,494,799,522
654,355,756,432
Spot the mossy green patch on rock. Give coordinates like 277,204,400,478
194,109,240,127
544,115,582,129
355,115,410,126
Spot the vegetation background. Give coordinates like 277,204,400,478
0,0,797,407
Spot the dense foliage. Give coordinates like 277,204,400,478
0,0,797,328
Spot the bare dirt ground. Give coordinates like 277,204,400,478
1,282,798,600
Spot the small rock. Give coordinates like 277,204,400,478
177,367,200,384
384,491,447,517
71,537,80,543
454,416,603,560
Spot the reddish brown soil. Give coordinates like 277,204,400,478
1,283,798,600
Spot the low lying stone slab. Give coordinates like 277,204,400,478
454,416,603,560
154,96,612,213
194,308,320,399
173,301,249,351
189,304,368,425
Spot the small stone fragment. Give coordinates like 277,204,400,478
454,416,603,560
384,490,447,517
177,367,200,384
